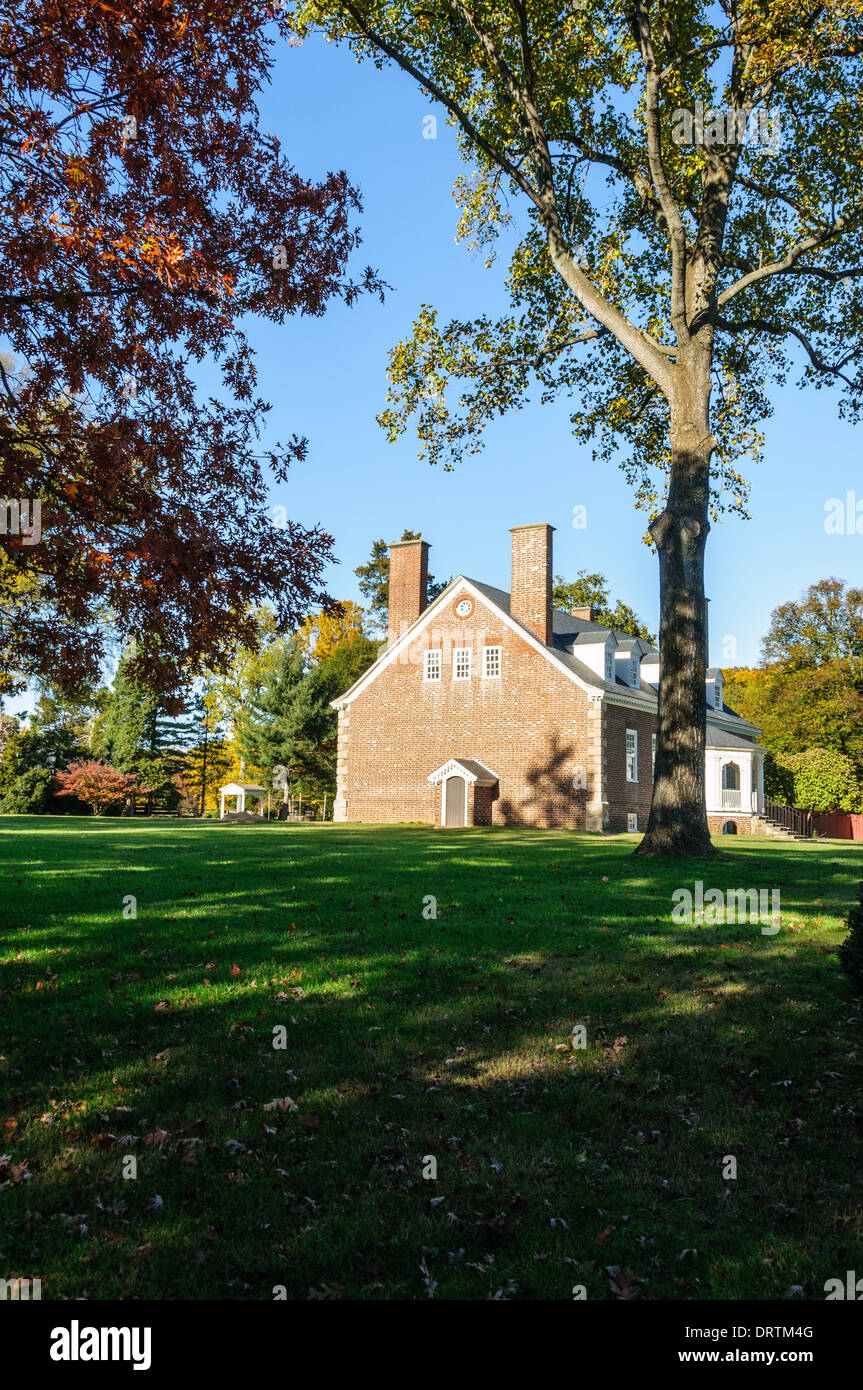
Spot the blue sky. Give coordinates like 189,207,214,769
7,31,860,717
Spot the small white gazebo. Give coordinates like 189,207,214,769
219,782,267,819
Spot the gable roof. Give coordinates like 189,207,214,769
428,757,499,785
331,573,760,738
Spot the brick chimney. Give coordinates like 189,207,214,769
388,537,429,645
571,605,593,621
510,523,554,646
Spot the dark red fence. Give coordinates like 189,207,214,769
812,812,863,841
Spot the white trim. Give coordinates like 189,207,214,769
428,757,499,786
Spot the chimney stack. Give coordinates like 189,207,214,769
571,605,593,622
510,523,554,646
387,537,429,645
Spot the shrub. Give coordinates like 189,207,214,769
0,765,53,814
54,760,137,816
839,882,863,993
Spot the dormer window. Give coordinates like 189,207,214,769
630,654,639,686
605,647,614,682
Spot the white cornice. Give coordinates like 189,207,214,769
330,575,604,707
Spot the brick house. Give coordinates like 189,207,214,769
332,524,765,834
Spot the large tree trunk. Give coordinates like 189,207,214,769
637,385,715,857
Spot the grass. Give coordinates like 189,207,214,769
1,817,861,1302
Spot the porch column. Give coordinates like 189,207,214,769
741,757,753,813
220,790,225,819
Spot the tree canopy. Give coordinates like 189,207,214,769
552,569,656,641
1,1,382,696
287,0,863,854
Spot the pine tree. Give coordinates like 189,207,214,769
96,656,191,809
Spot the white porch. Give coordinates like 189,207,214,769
219,782,267,819
705,745,764,818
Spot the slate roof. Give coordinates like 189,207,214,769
705,725,758,750
462,576,754,734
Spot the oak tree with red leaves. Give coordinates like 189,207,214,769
54,759,137,815
0,0,382,697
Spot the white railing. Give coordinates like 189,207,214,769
721,789,741,809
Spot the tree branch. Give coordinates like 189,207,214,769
630,1,688,342
717,197,863,307
714,314,858,386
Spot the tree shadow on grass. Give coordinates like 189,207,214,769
1,819,861,1299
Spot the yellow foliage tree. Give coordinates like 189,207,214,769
298,602,366,665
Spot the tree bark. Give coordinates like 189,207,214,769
637,382,716,857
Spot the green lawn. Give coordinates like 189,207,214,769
1,817,861,1301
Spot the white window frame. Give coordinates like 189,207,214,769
605,646,614,682
453,647,471,681
625,728,638,782
714,680,722,710
630,655,639,686
627,812,638,832
651,733,656,777
424,649,441,682
482,646,501,679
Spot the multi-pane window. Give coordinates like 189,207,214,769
483,646,501,678
714,681,722,709
424,650,441,682
605,647,614,682
651,733,657,777
453,647,471,681
626,728,638,782
630,655,639,686
627,812,638,832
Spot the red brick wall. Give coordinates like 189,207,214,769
708,814,753,836
603,704,657,833
338,592,594,827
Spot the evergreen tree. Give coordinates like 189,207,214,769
182,690,228,816
237,632,378,800
96,656,191,807
0,724,84,813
